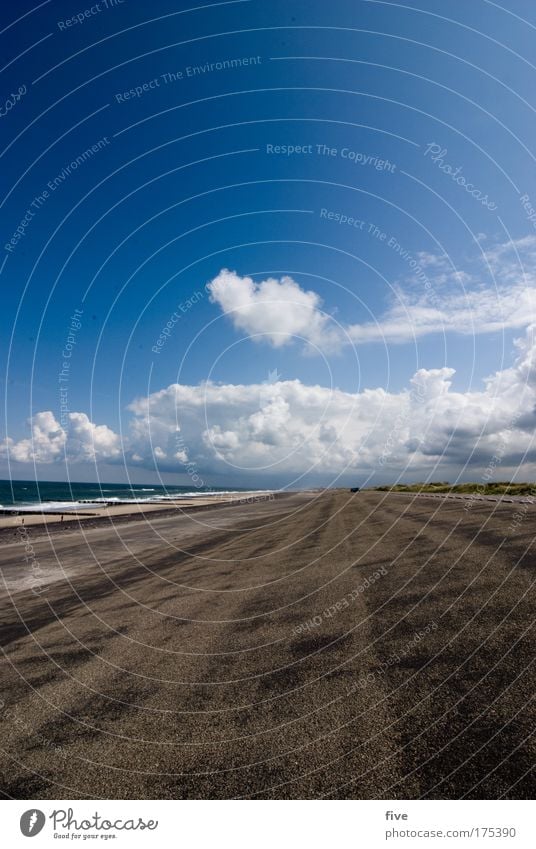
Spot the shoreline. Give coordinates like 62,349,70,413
0,491,287,541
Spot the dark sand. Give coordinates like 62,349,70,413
0,490,534,799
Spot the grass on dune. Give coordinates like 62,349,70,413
373,481,536,496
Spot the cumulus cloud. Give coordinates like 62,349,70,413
66,412,121,461
1,411,120,464
2,411,66,464
206,268,340,349
206,238,536,349
128,379,364,474
124,325,536,479
4,326,536,481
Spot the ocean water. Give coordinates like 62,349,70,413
0,480,251,512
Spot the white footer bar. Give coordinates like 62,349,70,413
3,799,533,848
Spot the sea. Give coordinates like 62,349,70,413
0,480,254,513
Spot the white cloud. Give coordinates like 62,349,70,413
346,283,536,344
4,326,536,482
206,268,340,349
124,325,536,479
66,412,121,461
2,411,66,464
1,411,120,465
206,238,536,349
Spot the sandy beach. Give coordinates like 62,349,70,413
0,491,275,531
0,489,534,799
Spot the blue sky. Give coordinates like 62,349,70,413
2,0,536,487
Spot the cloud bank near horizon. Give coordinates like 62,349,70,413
3,326,536,483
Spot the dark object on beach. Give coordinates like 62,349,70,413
350,487,360,492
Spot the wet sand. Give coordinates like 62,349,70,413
0,490,534,799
